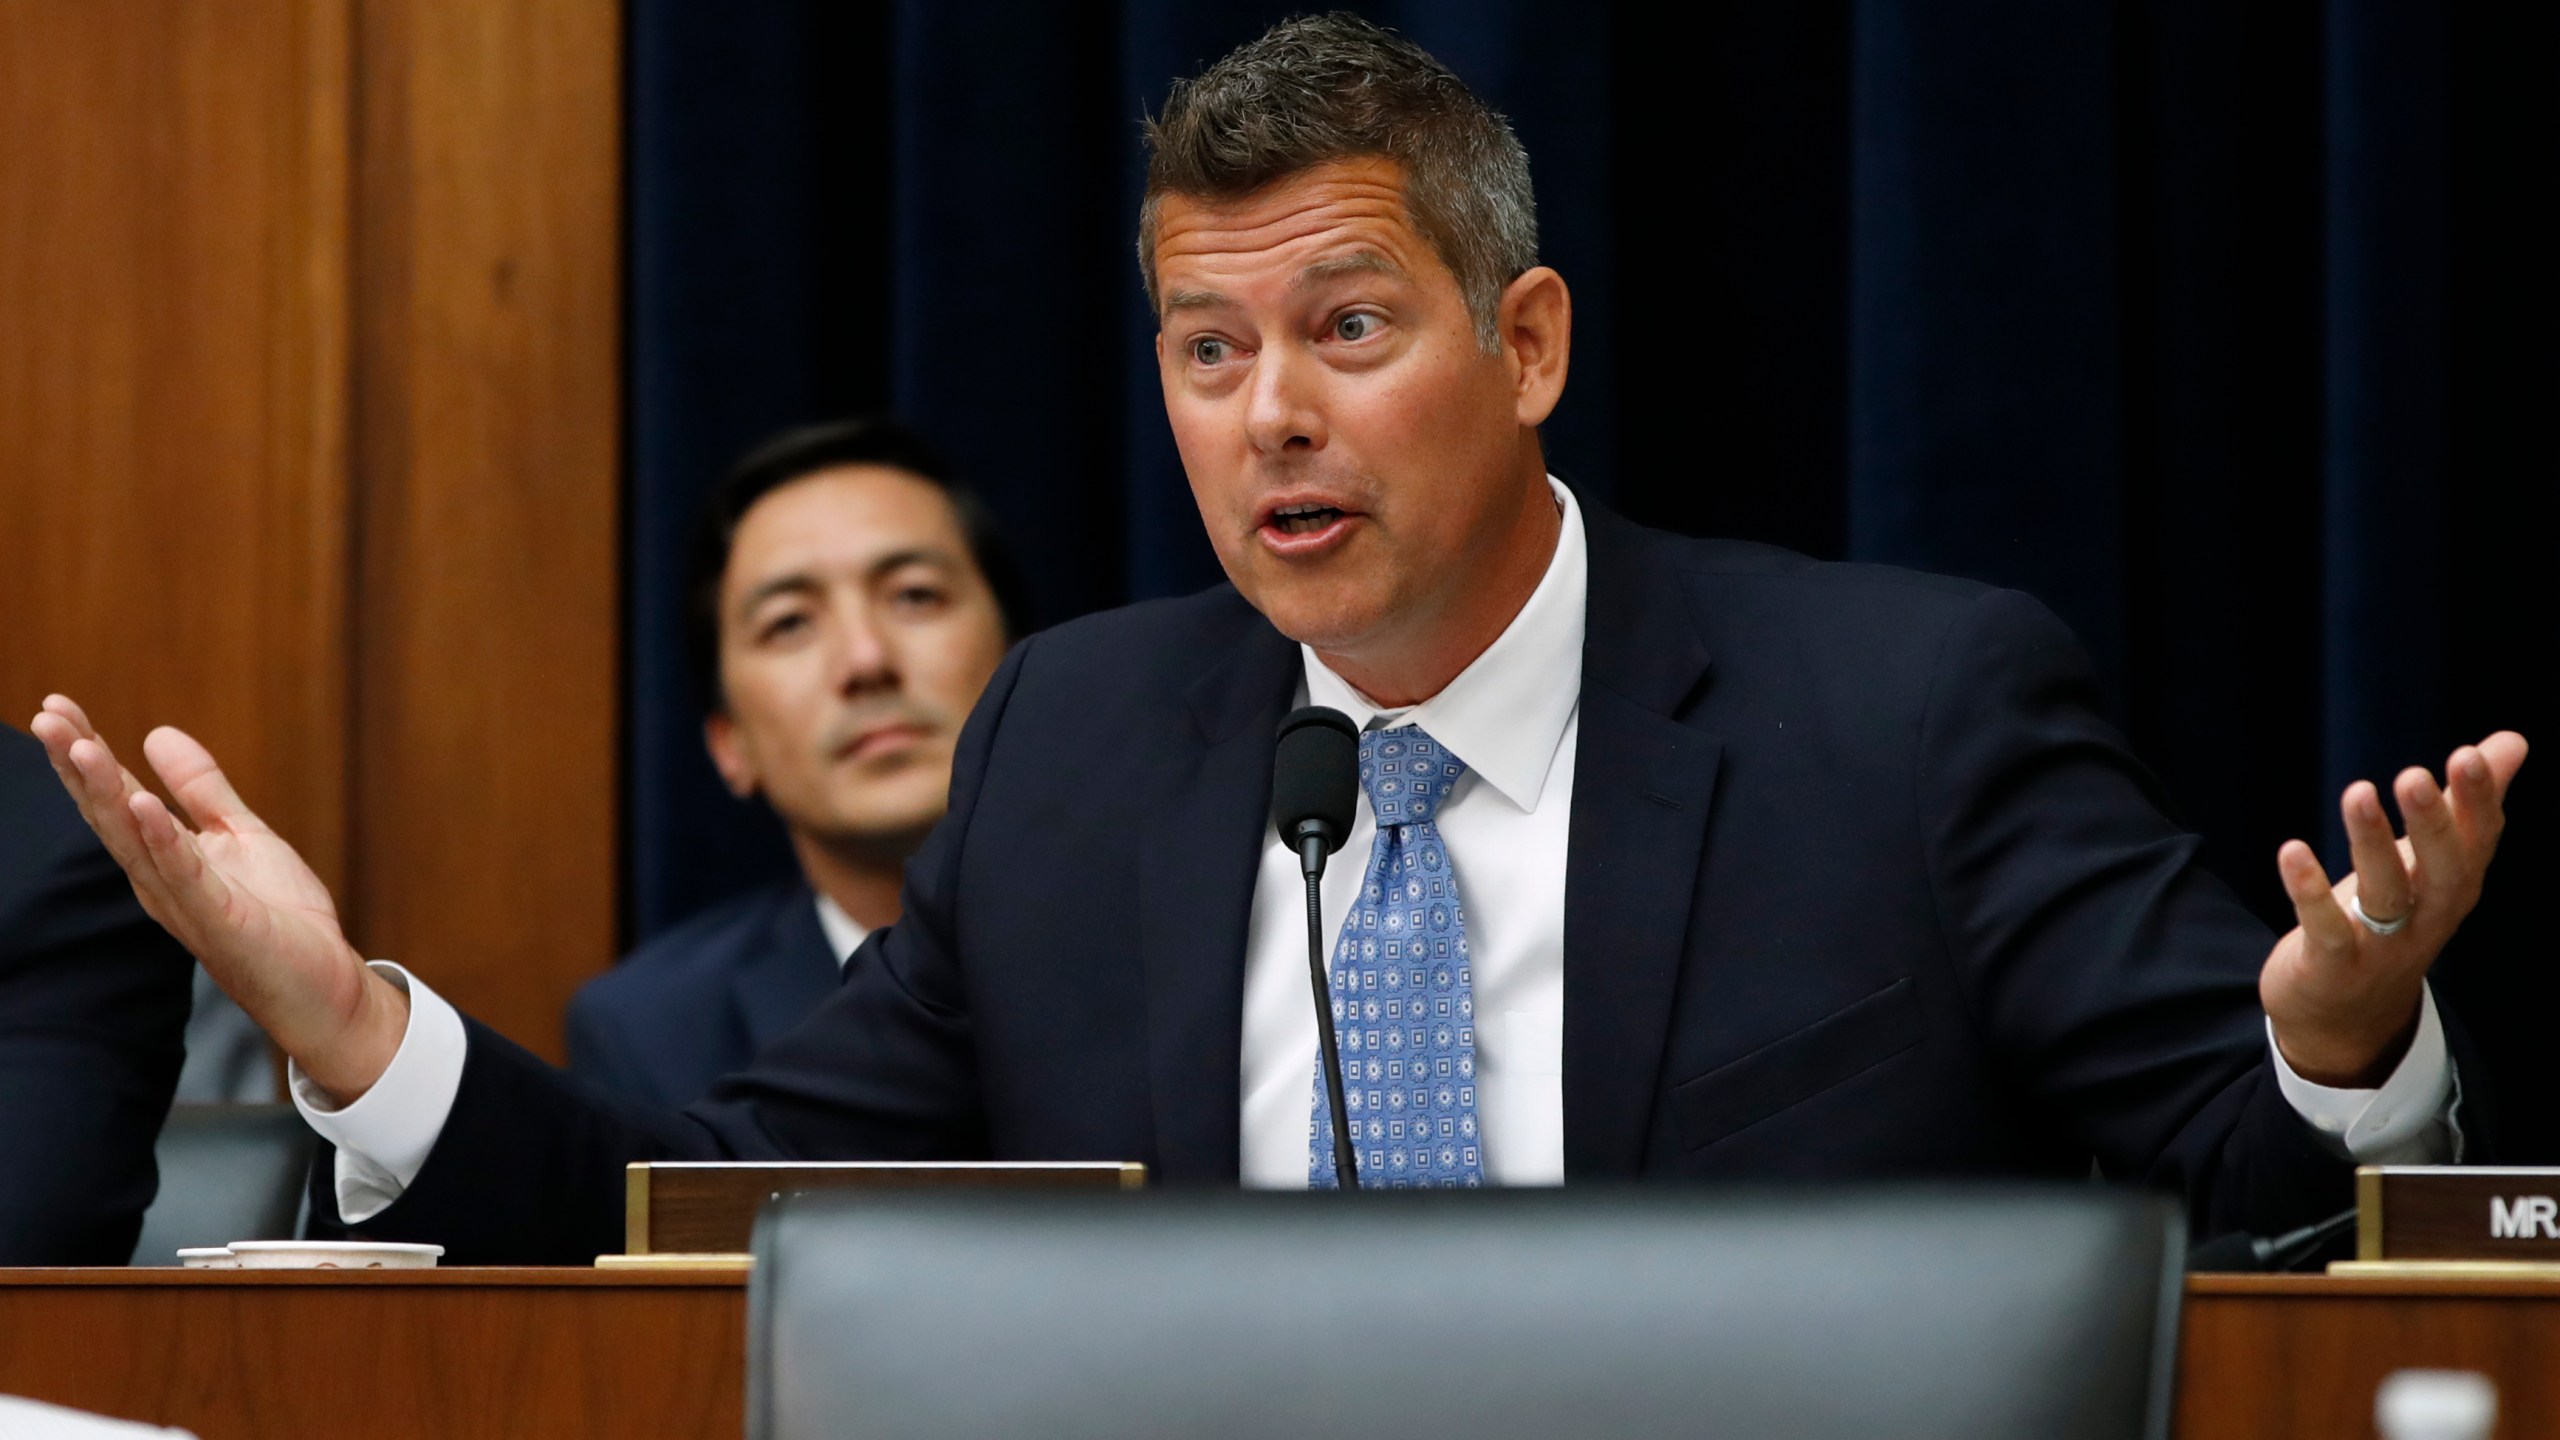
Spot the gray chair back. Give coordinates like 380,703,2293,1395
748,1186,2184,1440
128,1103,312,1265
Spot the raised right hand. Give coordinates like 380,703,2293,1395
29,695,408,1102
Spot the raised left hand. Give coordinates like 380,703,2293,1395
2263,731,2528,1087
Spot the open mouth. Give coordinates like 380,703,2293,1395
1268,502,1347,535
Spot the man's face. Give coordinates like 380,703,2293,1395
706,466,1009,855
1153,157,1559,674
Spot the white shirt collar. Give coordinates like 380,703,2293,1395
1300,476,1586,813
813,892,868,970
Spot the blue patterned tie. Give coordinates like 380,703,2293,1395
1309,725,1485,1188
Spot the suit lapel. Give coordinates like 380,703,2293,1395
1564,509,1722,1179
730,883,842,1052
1137,615,1298,1183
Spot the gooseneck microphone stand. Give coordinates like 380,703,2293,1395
1298,828,1360,1190
1272,706,1362,1190
2186,1205,2360,1272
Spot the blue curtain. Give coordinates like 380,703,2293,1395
626,2,2554,1144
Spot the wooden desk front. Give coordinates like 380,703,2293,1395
6,1270,2560,1438
2179,1274,2560,1439
0,1269,742,1438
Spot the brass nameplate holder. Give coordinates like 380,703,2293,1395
613,1160,1147,1264
2330,1166,2560,1279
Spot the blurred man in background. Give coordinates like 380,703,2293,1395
565,419,1026,1108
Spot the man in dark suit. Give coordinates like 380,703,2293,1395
0,725,192,1264
566,419,1024,1108
566,881,839,1112
33,15,2526,1264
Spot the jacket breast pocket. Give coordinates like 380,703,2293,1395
1671,977,1924,1153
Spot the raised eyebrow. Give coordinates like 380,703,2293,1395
1293,252,1407,291
1160,256,1403,315
1162,287,1230,314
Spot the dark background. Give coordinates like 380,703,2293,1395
624,2,2556,1151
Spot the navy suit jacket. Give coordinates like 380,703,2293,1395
328,507,2491,1263
0,726,193,1263
565,880,841,1110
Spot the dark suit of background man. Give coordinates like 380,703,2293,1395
567,419,1025,1109
0,726,191,1264
34,14,2527,1264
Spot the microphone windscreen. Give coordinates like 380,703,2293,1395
1272,706,1360,853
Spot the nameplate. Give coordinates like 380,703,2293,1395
2358,1166,2560,1261
622,1161,1146,1257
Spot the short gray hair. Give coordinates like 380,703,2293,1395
1138,13,1539,350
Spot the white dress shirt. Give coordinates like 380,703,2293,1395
1239,478,1588,1186
814,893,867,971
297,478,2454,1218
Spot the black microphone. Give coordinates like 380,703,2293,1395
1273,705,1361,1190
2185,1205,2359,1272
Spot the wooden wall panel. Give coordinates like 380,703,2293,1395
346,0,621,1058
0,0,621,1064
0,0,354,888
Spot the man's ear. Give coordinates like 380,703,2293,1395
703,711,759,800
1499,266,1572,428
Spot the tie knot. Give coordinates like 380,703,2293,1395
1358,726,1468,826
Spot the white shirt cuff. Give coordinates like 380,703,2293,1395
2269,984,2459,1164
286,961,468,1224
